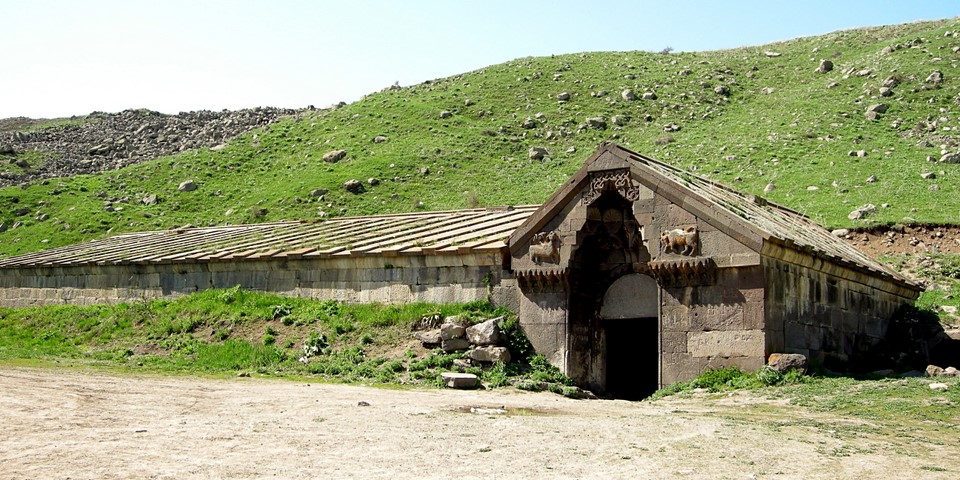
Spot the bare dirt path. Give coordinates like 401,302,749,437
0,367,955,479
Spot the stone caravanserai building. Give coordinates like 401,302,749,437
0,144,920,398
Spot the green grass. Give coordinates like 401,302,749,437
1,19,959,257
0,288,569,388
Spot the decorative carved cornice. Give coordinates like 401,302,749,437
516,268,569,292
647,257,717,288
581,169,640,205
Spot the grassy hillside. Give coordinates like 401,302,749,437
1,19,959,257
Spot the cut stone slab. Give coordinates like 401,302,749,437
441,372,477,389
441,338,470,352
467,346,511,364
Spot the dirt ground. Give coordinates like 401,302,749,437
1,367,956,479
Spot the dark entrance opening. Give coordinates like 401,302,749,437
604,317,658,400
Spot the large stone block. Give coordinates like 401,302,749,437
467,346,511,364
687,330,764,358
466,317,503,346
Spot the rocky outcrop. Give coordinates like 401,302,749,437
0,107,302,186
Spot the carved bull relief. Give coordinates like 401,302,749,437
661,226,699,256
530,231,561,264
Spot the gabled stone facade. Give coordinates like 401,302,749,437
508,144,918,398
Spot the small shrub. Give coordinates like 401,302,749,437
499,316,534,362
271,304,292,319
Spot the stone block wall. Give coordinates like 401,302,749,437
0,253,507,307
762,244,918,367
659,266,767,385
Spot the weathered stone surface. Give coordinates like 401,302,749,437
621,89,637,101
767,353,808,374
687,330,763,358
929,382,949,391
441,338,470,352
414,329,441,346
943,366,959,377
816,59,833,73
467,346,511,363
926,364,944,377
440,322,466,341
441,372,477,389
585,117,607,130
466,317,503,346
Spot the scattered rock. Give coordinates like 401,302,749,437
467,346,512,364
763,51,781,57
466,317,504,346
322,149,347,163
177,180,197,192
943,366,959,377
714,85,729,96
556,92,571,101
767,353,808,374
621,89,637,101
521,118,537,129
663,123,681,133
142,194,158,205
761,87,775,95
310,188,328,197
929,382,949,391
816,59,833,73
585,117,607,130
441,372,477,389
940,153,960,164
831,229,850,237
878,87,893,97
763,183,775,194
921,172,936,179
641,91,657,101
441,338,470,352
372,135,389,144
528,147,549,161
866,175,877,183
925,70,944,85
926,364,944,377
439,110,452,119
848,203,876,220
440,322,466,341
342,179,363,193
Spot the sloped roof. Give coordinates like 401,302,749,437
509,143,915,289
0,206,539,268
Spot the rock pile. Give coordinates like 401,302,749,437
0,106,302,186
414,315,514,388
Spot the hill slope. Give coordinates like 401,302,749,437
0,18,958,258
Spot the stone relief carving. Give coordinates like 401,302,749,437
530,231,561,264
647,257,717,288
581,169,640,205
661,226,699,256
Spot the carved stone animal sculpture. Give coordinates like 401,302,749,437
661,226,698,255
530,231,561,264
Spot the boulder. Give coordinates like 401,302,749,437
641,91,657,100
621,89,637,101
925,70,944,84
322,149,347,163
441,372,477,389
926,364,944,377
342,179,363,193
767,353,808,374
467,346,511,364
528,147,549,161
372,135,389,144
439,110,452,119
943,366,958,377
466,317,503,346
440,322,466,341
585,117,607,130
816,59,833,73
178,180,197,192
414,329,441,346
940,153,960,164
557,92,571,101
929,382,949,391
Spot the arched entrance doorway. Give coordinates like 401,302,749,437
566,190,656,398
600,274,659,400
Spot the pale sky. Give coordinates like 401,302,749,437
2,0,957,119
